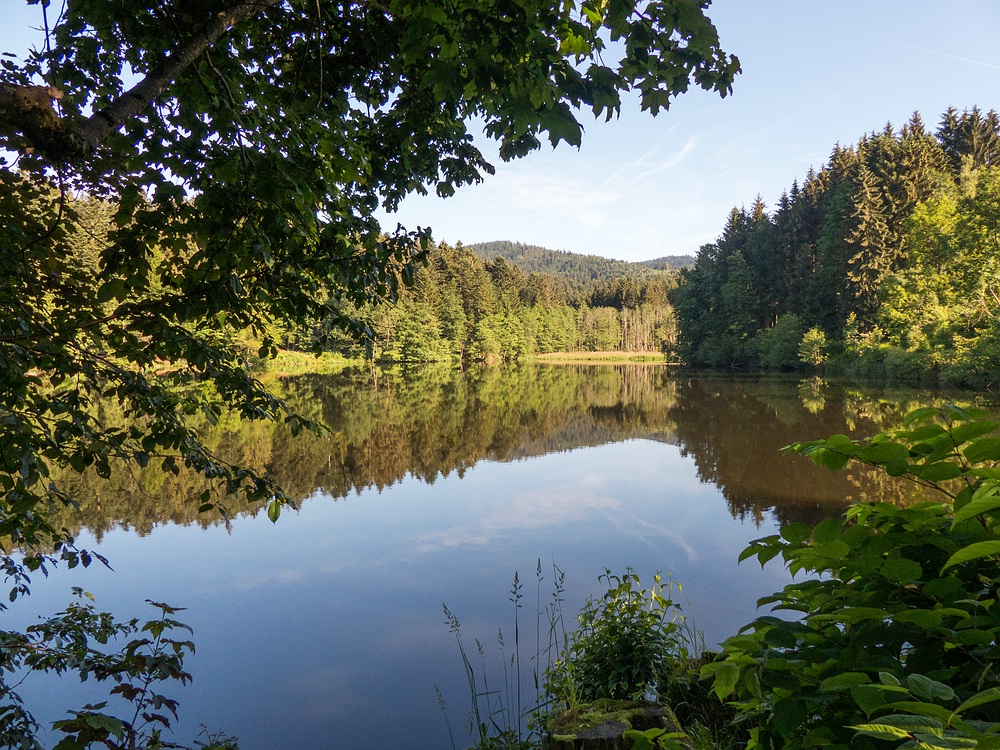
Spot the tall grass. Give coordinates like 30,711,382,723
440,561,569,750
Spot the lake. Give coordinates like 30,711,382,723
7,365,978,749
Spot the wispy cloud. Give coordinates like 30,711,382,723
601,136,699,189
875,37,1000,72
411,483,620,553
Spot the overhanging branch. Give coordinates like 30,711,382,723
0,0,281,161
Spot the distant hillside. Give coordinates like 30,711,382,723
465,241,693,288
637,255,697,271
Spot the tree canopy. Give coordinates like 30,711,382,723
672,107,1000,382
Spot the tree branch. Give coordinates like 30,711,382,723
0,84,65,153
0,0,281,161
75,0,281,151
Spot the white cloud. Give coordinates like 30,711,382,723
411,484,620,553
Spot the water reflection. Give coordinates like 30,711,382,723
54,364,971,540
669,374,950,525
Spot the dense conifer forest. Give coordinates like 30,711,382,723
672,106,1000,387
328,242,681,361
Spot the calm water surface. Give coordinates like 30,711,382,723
9,366,979,749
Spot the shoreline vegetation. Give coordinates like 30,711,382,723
256,349,672,376
255,106,1000,391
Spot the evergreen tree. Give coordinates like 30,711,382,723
845,162,894,323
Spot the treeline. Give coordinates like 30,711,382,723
673,106,1000,387
324,242,679,362
27,193,680,365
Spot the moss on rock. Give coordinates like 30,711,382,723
547,700,685,749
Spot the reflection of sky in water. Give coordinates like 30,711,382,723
9,439,802,750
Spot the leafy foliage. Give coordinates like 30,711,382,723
703,405,1000,750
547,570,687,704
0,593,236,750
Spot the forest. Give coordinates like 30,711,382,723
313,242,681,362
672,106,1000,387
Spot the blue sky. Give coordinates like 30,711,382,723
385,1,1000,259
4,1,998,260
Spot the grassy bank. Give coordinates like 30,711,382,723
529,351,670,364
255,350,360,379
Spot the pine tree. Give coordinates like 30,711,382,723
845,163,893,323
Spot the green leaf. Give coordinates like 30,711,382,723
539,104,583,147
812,540,851,559
812,447,852,472
907,674,955,702
952,487,1000,526
951,420,1000,446
712,662,739,699
771,697,807,738
880,558,924,583
909,736,977,749
870,714,943,734
955,687,1000,714
893,608,969,627
905,407,944,427
916,462,964,482
811,607,887,624
267,500,282,523
852,685,909,717
849,723,912,740
723,635,762,653
900,424,948,441
878,701,954,723
950,629,995,645
964,438,1000,464
943,541,1000,571
857,442,911,467
781,523,812,544
812,518,843,544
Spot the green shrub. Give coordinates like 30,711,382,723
546,570,687,705
703,405,1000,750
797,327,828,367
755,315,805,371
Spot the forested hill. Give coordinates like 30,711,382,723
467,240,693,288
672,105,1000,388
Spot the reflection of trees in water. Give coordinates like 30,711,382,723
52,367,976,539
667,375,976,526
52,364,678,538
